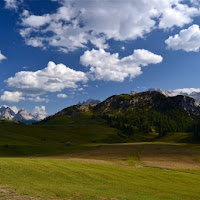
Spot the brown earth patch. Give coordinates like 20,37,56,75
42,143,200,170
42,143,143,167
140,144,200,169
0,185,43,200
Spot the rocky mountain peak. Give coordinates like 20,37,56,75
0,106,43,124
78,99,101,105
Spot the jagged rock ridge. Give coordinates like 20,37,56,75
78,99,101,105
0,106,42,124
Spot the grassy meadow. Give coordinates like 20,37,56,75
0,116,200,199
1,158,200,200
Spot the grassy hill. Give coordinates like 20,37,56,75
1,112,195,157
0,113,135,157
37,91,200,144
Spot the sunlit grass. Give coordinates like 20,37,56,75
0,158,200,200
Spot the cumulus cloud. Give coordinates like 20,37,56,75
28,96,49,103
78,88,83,91
19,0,199,52
33,106,47,120
5,61,88,96
174,88,200,95
4,0,19,10
191,0,200,7
0,50,7,62
165,24,200,52
9,106,19,113
0,91,25,102
57,93,67,98
80,49,163,82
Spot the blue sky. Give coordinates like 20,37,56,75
1,0,200,116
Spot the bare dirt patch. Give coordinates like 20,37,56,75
42,143,143,167
140,144,200,169
42,143,200,170
0,185,43,200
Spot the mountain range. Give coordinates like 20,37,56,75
2,90,200,127
78,99,101,105
159,89,200,102
0,106,41,124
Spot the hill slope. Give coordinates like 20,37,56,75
42,91,200,139
1,90,200,157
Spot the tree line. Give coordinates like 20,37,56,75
96,108,196,137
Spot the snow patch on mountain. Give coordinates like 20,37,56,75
0,105,46,123
163,89,200,103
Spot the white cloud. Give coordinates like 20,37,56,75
57,93,67,98
22,14,51,27
25,38,44,48
0,50,7,62
174,88,200,95
165,24,200,52
78,88,83,91
80,49,163,82
4,0,19,10
121,46,125,51
19,0,199,52
5,61,88,96
33,106,47,120
158,2,198,29
190,0,200,7
0,91,25,103
9,106,19,114
28,96,49,103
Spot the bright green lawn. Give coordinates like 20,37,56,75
0,158,200,200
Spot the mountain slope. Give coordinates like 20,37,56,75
42,91,200,139
1,91,200,157
94,91,200,117
93,91,200,136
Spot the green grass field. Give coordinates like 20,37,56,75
0,116,200,199
0,116,128,157
1,158,200,200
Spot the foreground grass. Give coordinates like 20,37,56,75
0,158,200,200
0,117,200,199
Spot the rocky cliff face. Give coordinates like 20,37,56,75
94,91,200,119
0,106,16,120
55,105,91,117
39,91,200,125
78,99,101,105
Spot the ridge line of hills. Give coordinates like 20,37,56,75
2,90,200,131
39,91,200,140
